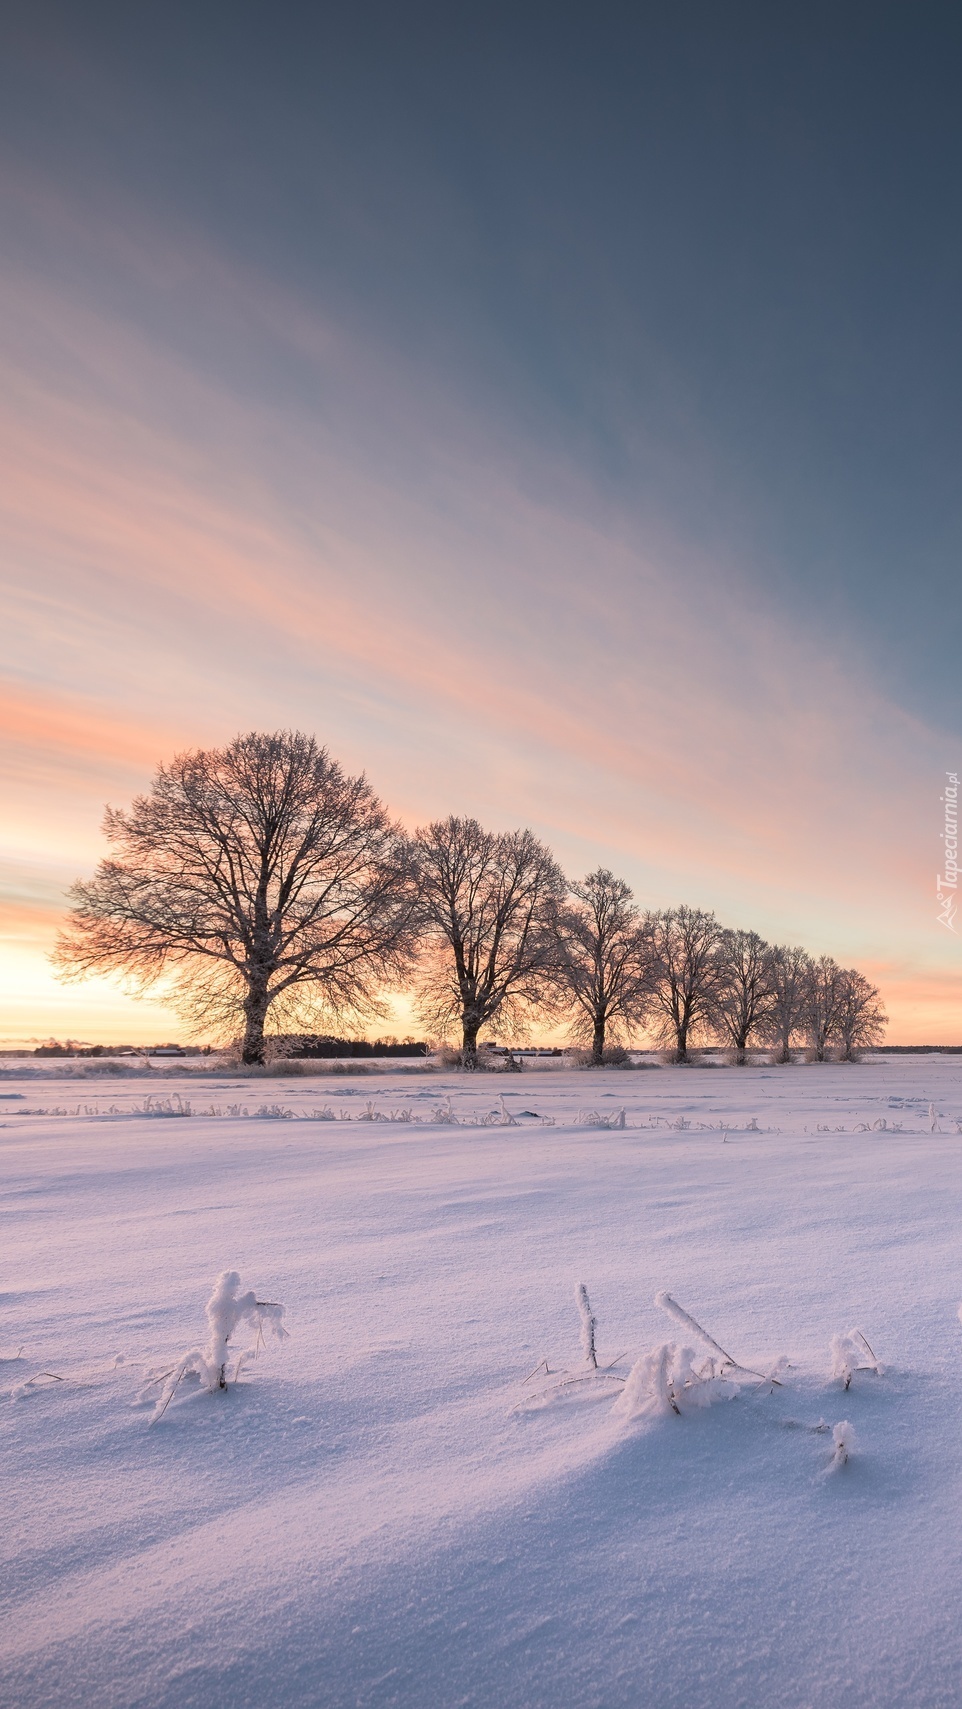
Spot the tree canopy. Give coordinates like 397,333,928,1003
54,731,418,1063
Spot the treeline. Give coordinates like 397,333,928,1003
33,1041,205,1058
54,731,886,1067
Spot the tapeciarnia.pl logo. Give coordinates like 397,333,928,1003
937,770,959,932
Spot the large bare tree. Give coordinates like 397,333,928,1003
557,869,652,1063
834,969,887,1060
411,816,565,1066
763,944,810,1063
53,731,418,1064
713,928,772,1064
646,905,722,1062
801,954,844,1061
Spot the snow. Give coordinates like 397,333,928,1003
3,1056,962,1707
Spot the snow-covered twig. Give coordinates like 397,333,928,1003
576,1283,598,1369
654,1291,776,1383
516,1283,625,1405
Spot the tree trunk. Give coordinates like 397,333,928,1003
241,981,271,1065
591,1016,605,1066
676,1016,689,1064
461,1017,480,1070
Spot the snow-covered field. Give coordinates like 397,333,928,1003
3,1057,962,1708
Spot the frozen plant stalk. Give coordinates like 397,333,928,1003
830,1329,882,1389
203,1270,286,1389
654,1290,777,1384
829,1420,854,1470
576,1282,598,1369
152,1270,288,1421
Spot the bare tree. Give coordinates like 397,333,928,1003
713,928,772,1064
53,731,418,1064
801,954,844,1061
411,816,565,1067
646,906,722,1062
834,969,887,1060
763,944,811,1063
556,869,653,1064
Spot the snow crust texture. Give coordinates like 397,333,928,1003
3,1058,962,1707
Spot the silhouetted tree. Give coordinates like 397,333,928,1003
411,816,565,1066
801,954,843,1061
713,928,772,1064
557,869,653,1063
763,944,811,1063
646,906,722,1062
53,732,417,1064
834,969,887,1060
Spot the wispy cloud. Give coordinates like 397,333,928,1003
1,180,956,1037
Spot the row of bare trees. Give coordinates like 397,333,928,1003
55,731,886,1066
533,878,884,1067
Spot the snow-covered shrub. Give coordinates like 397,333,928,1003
576,1107,627,1130
828,1419,854,1471
613,1343,678,1419
830,1329,882,1389
431,1044,463,1068
601,1045,632,1067
152,1271,287,1421
612,1342,736,1422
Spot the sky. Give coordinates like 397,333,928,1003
2,1,961,1045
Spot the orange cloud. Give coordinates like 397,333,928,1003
0,680,179,776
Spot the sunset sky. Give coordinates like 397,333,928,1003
2,3,961,1044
